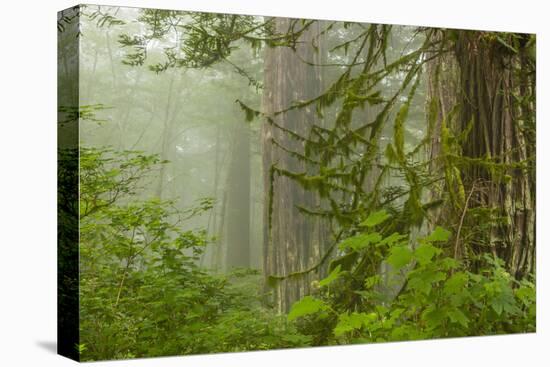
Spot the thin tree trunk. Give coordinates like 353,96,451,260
225,116,251,269
156,72,177,199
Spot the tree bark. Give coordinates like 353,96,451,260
261,18,329,312
427,30,535,278
225,117,252,269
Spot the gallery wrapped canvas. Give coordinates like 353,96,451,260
58,4,536,362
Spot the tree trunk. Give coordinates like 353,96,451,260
156,72,178,199
225,117,251,269
427,30,535,278
261,18,328,312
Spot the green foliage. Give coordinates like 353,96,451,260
386,245,413,269
119,9,269,72
75,343,87,355
359,209,390,227
79,148,307,360
338,232,382,251
74,10,536,357
86,6,125,28
288,211,535,345
334,312,377,337
319,265,343,287
423,226,451,242
288,296,328,321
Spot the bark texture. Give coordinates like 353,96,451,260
262,19,329,312
427,30,535,278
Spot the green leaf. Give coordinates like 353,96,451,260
422,305,446,328
440,257,460,270
287,296,327,321
444,272,469,296
490,291,518,316
448,308,469,328
359,210,390,227
338,232,382,251
424,226,451,242
334,312,377,337
516,285,535,306
387,246,413,269
319,265,342,287
75,343,87,354
378,232,408,247
408,269,446,295
364,275,381,289
414,243,441,265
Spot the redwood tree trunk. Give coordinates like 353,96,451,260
427,30,535,278
261,18,328,312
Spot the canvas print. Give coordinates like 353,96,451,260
57,4,536,362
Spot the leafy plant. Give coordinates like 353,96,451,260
78,148,308,360
288,210,535,345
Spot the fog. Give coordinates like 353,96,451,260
58,5,535,360
75,6,425,272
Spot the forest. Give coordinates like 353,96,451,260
57,4,536,361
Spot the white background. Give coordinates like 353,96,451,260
0,0,547,365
